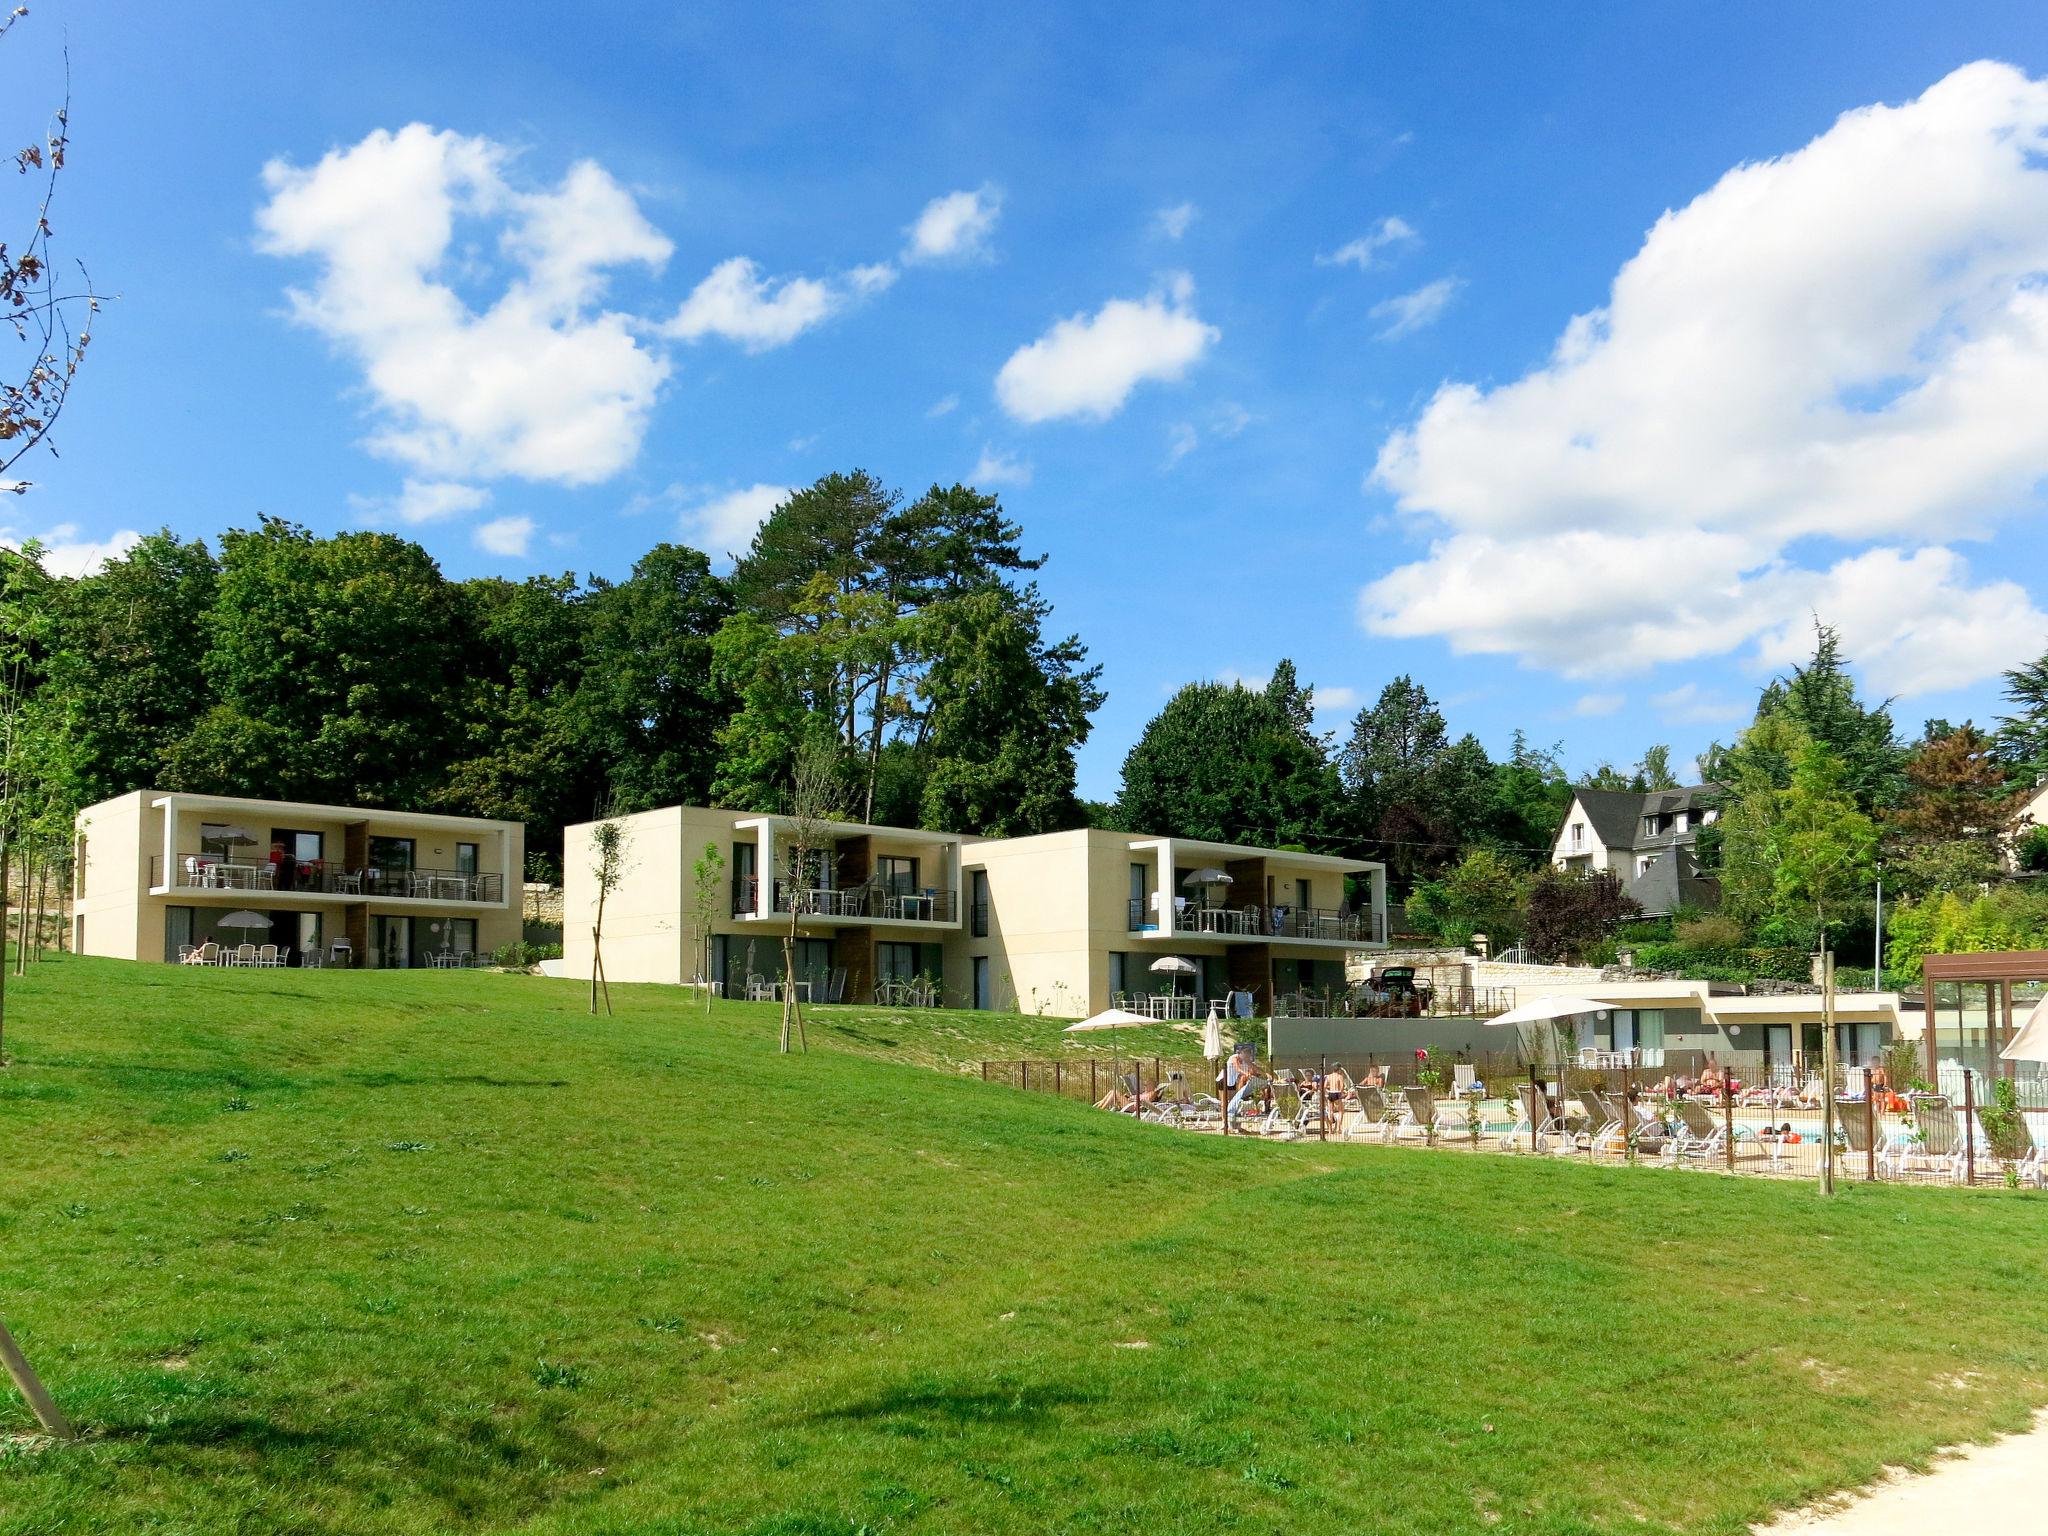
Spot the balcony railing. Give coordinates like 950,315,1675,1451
730,876,959,924
1126,897,1385,944
150,856,503,904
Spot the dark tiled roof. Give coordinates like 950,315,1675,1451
1562,784,1723,855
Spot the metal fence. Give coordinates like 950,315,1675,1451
980,1055,2048,1187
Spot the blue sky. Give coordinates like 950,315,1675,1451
10,2,2048,799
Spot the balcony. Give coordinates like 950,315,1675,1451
1127,897,1384,945
151,856,504,904
731,876,959,924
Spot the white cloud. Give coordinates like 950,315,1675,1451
1370,275,1460,338
1573,692,1625,717
1650,683,1749,725
1154,202,1198,241
971,447,1032,488
664,256,891,351
996,273,1219,424
349,478,491,525
257,124,673,487
1318,215,1417,269
926,393,960,419
1364,62,2048,697
1,522,141,577
678,483,788,559
473,514,535,558
1315,685,1360,712
1163,421,1199,468
905,185,1002,263
1210,401,1252,438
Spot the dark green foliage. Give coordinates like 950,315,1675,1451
1338,676,1498,889
1114,671,1339,846
1524,866,1641,963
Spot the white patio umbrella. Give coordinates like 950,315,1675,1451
1064,1009,1154,1104
1482,994,1611,1029
1201,1005,1226,1062
1063,1009,1154,1032
1150,953,1199,1011
1181,867,1233,887
209,827,259,846
2001,995,2048,1063
216,911,271,931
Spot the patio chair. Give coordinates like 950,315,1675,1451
1341,1084,1399,1143
256,943,279,968
194,941,220,966
1896,1100,1966,1182
824,966,847,1004
233,943,259,967
1669,1099,1762,1165
1398,1085,1464,1142
1576,1087,1625,1153
1500,1083,1568,1154
176,944,196,963
1452,1063,1478,1095
300,947,321,969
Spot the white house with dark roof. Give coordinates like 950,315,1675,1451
1550,785,1722,916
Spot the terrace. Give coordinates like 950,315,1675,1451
149,855,504,905
726,813,962,929
1122,834,1387,948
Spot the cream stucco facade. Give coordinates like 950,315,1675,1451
562,805,964,1000
563,809,1388,1017
72,790,523,968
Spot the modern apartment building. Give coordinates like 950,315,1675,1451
561,805,964,1001
955,828,1386,1016
72,789,523,967
562,808,1389,1016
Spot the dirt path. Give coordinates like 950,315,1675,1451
1755,1411,2048,1533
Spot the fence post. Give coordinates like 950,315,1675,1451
1622,1059,1634,1163
1089,1059,1097,1104
1722,1076,1736,1172
1055,1061,1062,1098
1529,1063,1540,1154
1319,1054,1328,1142
1019,1060,1027,1094
1153,1057,1161,1101
1964,1068,1976,1185
981,1060,988,1083
1862,1067,1875,1182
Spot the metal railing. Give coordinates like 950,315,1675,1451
730,876,959,923
1126,897,1385,944
151,856,503,903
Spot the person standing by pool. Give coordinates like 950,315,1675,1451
1220,1043,1268,1125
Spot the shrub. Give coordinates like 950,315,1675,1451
492,940,563,972
1674,914,1745,948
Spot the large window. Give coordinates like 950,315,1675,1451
973,956,991,1010
876,855,919,896
455,842,479,876
369,836,414,874
970,870,989,937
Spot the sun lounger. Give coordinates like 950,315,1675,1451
1669,1099,1762,1164
1342,1085,1399,1143
1894,1100,1966,1182
1398,1085,1467,1142
1500,1083,1566,1153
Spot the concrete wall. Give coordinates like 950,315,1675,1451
946,829,1102,1015
72,789,150,959
563,806,687,986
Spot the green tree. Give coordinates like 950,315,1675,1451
1339,676,1495,888
1116,679,1339,847
1772,740,1880,946
577,544,732,815
1751,621,1902,811
172,518,468,807
438,572,600,863
1638,744,1679,791
1880,724,2015,899
1406,848,1531,946
1708,714,1811,932
914,584,1102,836
1484,732,1573,857
44,530,218,804
1996,646,2048,782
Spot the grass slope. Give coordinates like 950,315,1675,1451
0,958,2043,1535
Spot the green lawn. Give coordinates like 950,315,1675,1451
1,957,2044,1535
